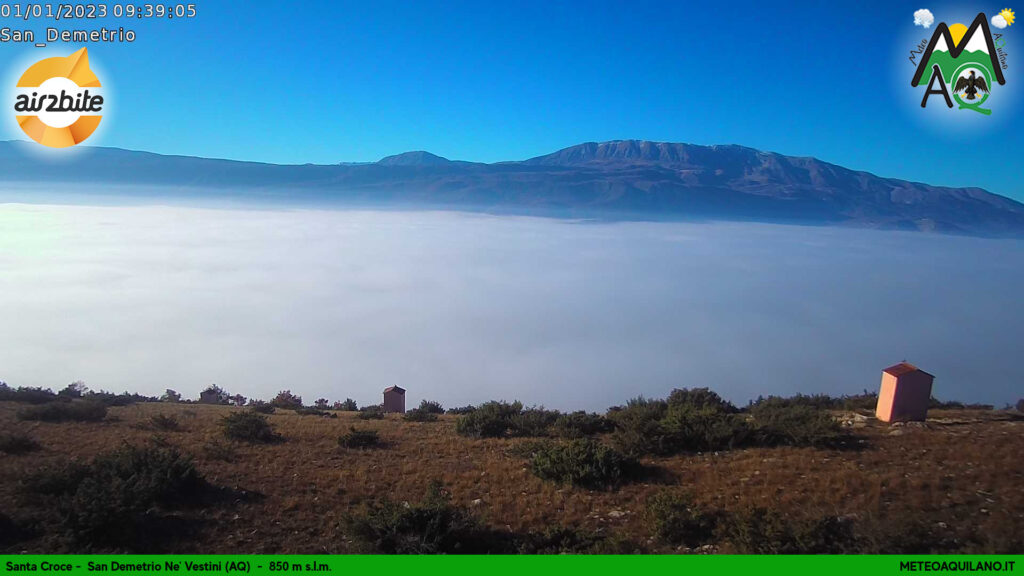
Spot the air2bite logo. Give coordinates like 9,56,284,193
910,9,1013,115
12,47,104,148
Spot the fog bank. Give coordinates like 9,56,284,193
1,203,1021,410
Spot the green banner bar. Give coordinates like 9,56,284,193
1,556,1021,576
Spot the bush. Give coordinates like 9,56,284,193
447,405,476,415
455,400,523,438
668,388,738,413
0,432,40,454
515,526,638,554
749,403,842,447
249,402,275,414
22,444,204,548
529,439,638,490
270,390,303,410
221,412,282,443
58,381,88,399
334,398,358,411
17,401,108,423
84,391,156,406
358,407,385,420
339,427,381,449
346,481,505,553
403,409,438,422
0,386,58,404
841,391,879,412
717,507,859,554
660,403,751,452
553,411,614,438
607,397,669,456
149,414,181,431
509,408,561,437
417,400,444,414
609,390,844,456
646,491,718,547
929,397,993,410
295,407,336,418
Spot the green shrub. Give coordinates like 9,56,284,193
646,491,717,546
841,392,879,411
403,409,438,422
221,412,282,443
0,386,57,404
607,397,669,456
0,432,40,454
929,397,993,410
552,411,614,438
455,400,523,438
270,390,303,410
358,407,385,420
661,403,751,452
668,388,738,413
295,407,336,418
509,408,560,437
717,507,859,554
514,526,636,554
529,439,638,490
149,414,181,431
17,401,107,423
22,444,204,548
346,481,506,553
339,427,381,449
334,398,358,411
249,403,275,414
417,400,444,414
749,403,842,447
447,405,476,415
84,391,155,406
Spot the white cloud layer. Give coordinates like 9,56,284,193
992,14,1008,29
915,8,935,28
1,204,1022,410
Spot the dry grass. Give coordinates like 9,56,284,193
0,401,1021,553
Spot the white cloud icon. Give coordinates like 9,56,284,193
914,9,935,28
992,14,1008,29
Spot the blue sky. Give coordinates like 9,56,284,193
2,0,1021,200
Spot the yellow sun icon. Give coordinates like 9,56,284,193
1000,8,1015,26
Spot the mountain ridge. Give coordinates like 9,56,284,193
0,139,1021,237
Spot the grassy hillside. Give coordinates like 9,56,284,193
0,400,1021,553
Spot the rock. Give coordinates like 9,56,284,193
889,429,904,436
696,544,718,554
607,510,627,518
471,499,483,506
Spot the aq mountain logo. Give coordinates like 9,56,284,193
910,11,1012,115
12,47,104,147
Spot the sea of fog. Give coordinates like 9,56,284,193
1,203,1022,410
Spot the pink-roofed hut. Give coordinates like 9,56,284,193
875,362,934,423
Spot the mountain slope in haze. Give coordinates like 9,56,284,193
1,139,1022,236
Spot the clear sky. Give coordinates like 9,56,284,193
1,0,1021,200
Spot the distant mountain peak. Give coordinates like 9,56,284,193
525,140,764,166
377,151,452,166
